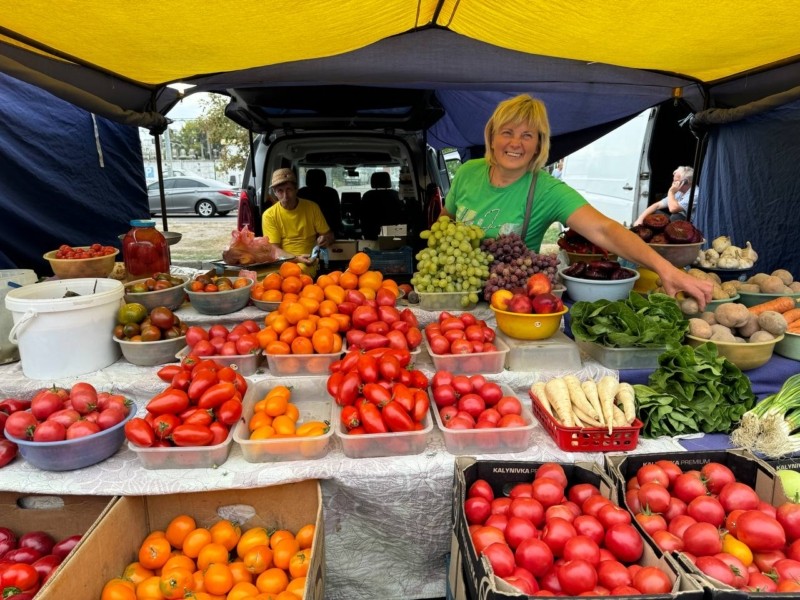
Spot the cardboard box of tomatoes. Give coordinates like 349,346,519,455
452,457,704,600
605,449,800,597
0,492,115,598
37,482,325,600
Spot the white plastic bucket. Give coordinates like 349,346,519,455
0,269,38,365
5,278,124,379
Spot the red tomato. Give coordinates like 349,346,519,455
637,482,671,514
636,463,669,487
504,516,537,551
465,497,492,526
582,495,613,518
514,537,554,577
4,411,39,440
563,535,600,565
483,542,515,578
597,560,631,590
468,479,495,503
541,518,577,557
573,515,605,545
635,512,668,535
777,502,800,543
682,521,723,556
97,406,128,430
603,523,644,563
32,420,66,442
30,390,64,421
381,401,414,432
597,504,632,529
664,496,688,522
66,420,100,439
146,388,190,415
531,478,564,509
669,514,698,538
695,556,735,586
568,483,601,506
557,558,597,595
471,525,506,554
171,424,214,446
125,417,156,447
652,529,684,552
509,497,544,527
478,382,503,406
496,396,522,416
632,566,672,594
736,510,786,552
69,382,98,415
655,460,683,485
672,471,708,504
687,495,725,527
718,482,760,513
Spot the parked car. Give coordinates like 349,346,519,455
231,86,459,245
148,176,238,217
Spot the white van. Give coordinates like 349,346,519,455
559,104,701,227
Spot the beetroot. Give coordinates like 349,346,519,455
650,233,668,244
630,225,654,242
643,213,670,231
665,221,699,244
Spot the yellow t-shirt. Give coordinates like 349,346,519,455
262,198,330,257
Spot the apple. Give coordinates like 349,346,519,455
506,293,533,314
526,273,552,297
530,293,564,314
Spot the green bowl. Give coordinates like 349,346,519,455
776,332,800,361
736,290,800,309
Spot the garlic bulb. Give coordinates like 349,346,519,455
712,236,731,254
739,258,754,269
740,241,758,263
705,249,720,261
699,258,716,268
718,255,740,269
720,245,741,259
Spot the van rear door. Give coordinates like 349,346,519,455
561,109,654,226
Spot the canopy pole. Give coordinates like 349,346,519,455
685,88,711,223
153,134,169,232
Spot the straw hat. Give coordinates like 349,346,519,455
271,168,297,187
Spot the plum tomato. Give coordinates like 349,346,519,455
700,462,736,494
636,463,670,487
468,479,495,503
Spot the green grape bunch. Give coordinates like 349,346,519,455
411,215,493,306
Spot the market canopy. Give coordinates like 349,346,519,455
2,0,800,139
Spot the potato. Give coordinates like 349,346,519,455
759,276,786,294
748,273,770,286
714,303,751,328
707,272,722,285
680,298,700,315
726,280,744,290
688,318,712,339
711,283,728,300
771,269,794,286
687,268,712,281
738,283,761,293
721,281,739,297
791,282,800,293
700,311,717,325
710,328,738,343
758,311,788,336
736,313,761,338
749,330,776,343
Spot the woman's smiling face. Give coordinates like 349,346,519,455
492,121,539,173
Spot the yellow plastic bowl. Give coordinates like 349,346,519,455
43,247,119,279
490,306,568,340
685,334,783,371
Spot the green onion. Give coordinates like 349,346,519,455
731,374,800,457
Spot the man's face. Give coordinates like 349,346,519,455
273,182,298,208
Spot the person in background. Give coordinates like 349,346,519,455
634,166,700,226
551,159,564,180
262,168,334,275
442,94,712,308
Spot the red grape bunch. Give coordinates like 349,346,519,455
480,233,559,301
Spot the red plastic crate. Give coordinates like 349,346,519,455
529,390,642,452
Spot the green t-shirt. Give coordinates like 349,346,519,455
444,158,587,251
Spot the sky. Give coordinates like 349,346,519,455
166,92,210,121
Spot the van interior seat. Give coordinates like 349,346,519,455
340,191,362,233
360,172,404,239
298,169,342,235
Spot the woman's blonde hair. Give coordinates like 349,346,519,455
484,94,551,173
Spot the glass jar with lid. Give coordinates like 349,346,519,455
122,220,170,280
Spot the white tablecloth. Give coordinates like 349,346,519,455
0,304,685,600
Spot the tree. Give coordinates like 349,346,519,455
167,94,249,172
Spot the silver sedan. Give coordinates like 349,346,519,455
148,175,239,217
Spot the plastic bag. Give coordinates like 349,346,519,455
222,227,293,265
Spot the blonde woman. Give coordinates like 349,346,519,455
442,94,712,308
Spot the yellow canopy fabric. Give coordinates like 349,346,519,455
2,0,798,86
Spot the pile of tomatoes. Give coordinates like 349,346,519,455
342,288,423,352
624,458,800,592
184,321,262,358
328,347,429,434
124,356,246,448
464,462,674,596
188,275,251,293
3,383,131,444
424,311,498,359
431,371,526,431
0,528,81,600
0,398,30,468
53,243,116,259
101,514,316,600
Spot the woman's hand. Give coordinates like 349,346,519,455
296,255,317,266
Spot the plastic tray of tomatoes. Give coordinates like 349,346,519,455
234,379,335,462
333,403,433,459
127,419,235,469
423,335,509,375
266,342,347,377
175,345,264,376
432,384,535,455
529,390,642,453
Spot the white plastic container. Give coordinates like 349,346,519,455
5,278,124,379
0,269,37,365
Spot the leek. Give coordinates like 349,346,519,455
730,374,800,457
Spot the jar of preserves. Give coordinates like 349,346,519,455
122,220,170,281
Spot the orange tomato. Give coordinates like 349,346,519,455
331,333,343,353
279,262,302,278
228,561,254,585
256,327,278,349
295,318,316,338
263,273,283,291
161,553,196,575
210,519,242,552
315,274,334,289
326,270,342,284
311,328,334,354
197,541,230,571
315,317,339,333
255,568,289,595
101,579,137,600
299,284,324,302
284,403,300,422
135,575,163,600
266,341,291,355
348,252,371,275
138,535,172,570
329,313,350,332
295,524,316,550
203,563,234,596
271,415,296,436
322,284,345,305
317,299,338,317
227,581,260,600
249,411,273,431
272,538,300,571
249,425,276,440
234,277,251,289
242,544,274,574
269,530,295,551
283,303,309,325
122,561,155,585
237,527,271,559
159,567,194,599
338,271,359,290
275,591,301,600
297,297,319,315
278,326,298,346
286,576,306,597
290,336,313,355
181,527,213,559
262,289,283,302
281,276,303,295
288,550,311,579
358,271,383,291
264,393,289,417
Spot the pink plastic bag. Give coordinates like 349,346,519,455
222,227,290,265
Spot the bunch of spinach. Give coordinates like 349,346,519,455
634,342,756,438
570,292,687,348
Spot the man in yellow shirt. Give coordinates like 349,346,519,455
262,168,334,274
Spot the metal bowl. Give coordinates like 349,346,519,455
123,276,188,311
115,335,186,366
647,241,704,268
185,278,254,315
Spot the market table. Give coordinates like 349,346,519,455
0,302,690,600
